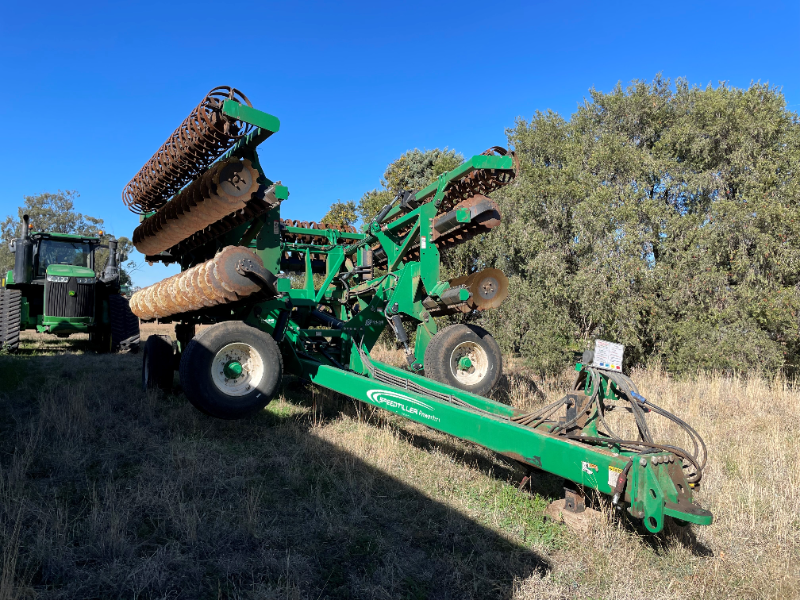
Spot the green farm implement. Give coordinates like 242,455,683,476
1,217,139,352
126,86,712,534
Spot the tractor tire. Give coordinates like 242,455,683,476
109,294,140,353
423,324,502,396
90,329,112,353
0,288,21,353
142,334,175,391
179,321,283,420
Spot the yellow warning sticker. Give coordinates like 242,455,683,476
609,465,622,487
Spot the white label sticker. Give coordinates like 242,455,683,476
273,220,280,234
593,339,624,372
420,236,426,249
582,461,598,475
609,465,622,487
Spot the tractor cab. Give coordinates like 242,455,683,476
33,234,98,281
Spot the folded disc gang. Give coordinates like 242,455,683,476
129,247,268,320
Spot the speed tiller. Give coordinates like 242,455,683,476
126,86,712,533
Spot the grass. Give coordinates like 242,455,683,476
0,326,798,599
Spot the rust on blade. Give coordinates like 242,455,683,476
129,246,269,321
123,86,256,214
132,158,275,256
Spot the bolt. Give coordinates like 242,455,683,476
640,458,647,466
651,456,658,465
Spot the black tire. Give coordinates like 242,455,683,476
0,288,21,353
179,321,283,420
423,324,502,396
90,329,112,353
109,294,140,353
142,334,175,391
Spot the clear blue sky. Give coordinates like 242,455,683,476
1,1,797,287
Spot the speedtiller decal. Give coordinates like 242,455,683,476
366,389,441,423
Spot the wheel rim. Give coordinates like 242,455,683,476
449,341,489,386
211,342,264,397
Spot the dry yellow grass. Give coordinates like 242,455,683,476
0,332,798,598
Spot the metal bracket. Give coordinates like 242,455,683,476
563,486,586,514
235,258,278,297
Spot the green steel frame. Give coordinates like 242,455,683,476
146,100,713,534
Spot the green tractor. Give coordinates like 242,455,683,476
0,214,140,353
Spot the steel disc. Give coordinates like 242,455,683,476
467,268,508,310
216,159,258,202
214,246,263,297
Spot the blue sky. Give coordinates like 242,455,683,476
1,1,797,287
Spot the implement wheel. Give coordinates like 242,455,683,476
142,334,175,391
179,321,282,419
0,288,21,353
423,324,502,396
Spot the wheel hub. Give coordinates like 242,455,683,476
223,360,243,379
211,342,264,397
449,341,489,386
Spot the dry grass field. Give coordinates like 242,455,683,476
1,326,799,599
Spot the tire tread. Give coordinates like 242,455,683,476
109,294,140,353
143,334,174,390
0,288,22,352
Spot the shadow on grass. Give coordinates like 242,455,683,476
0,348,551,600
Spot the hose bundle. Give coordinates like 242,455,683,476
511,367,707,485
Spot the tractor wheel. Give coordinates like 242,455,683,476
109,294,140,353
142,334,175,391
179,321,283,420
423,324,502,396
0,288,21,353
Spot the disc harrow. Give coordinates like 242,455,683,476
123,86,256,214
125,88,713,535
132,158,264,255
129,246,265,321
421,146,516,214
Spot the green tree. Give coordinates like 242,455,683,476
448,76,800,375
0,191,137,285
320,200,358,230
357,148,464,223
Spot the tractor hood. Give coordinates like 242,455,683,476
46,264,95,279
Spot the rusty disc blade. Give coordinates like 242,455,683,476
214,246,263,297
466,268,508,310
